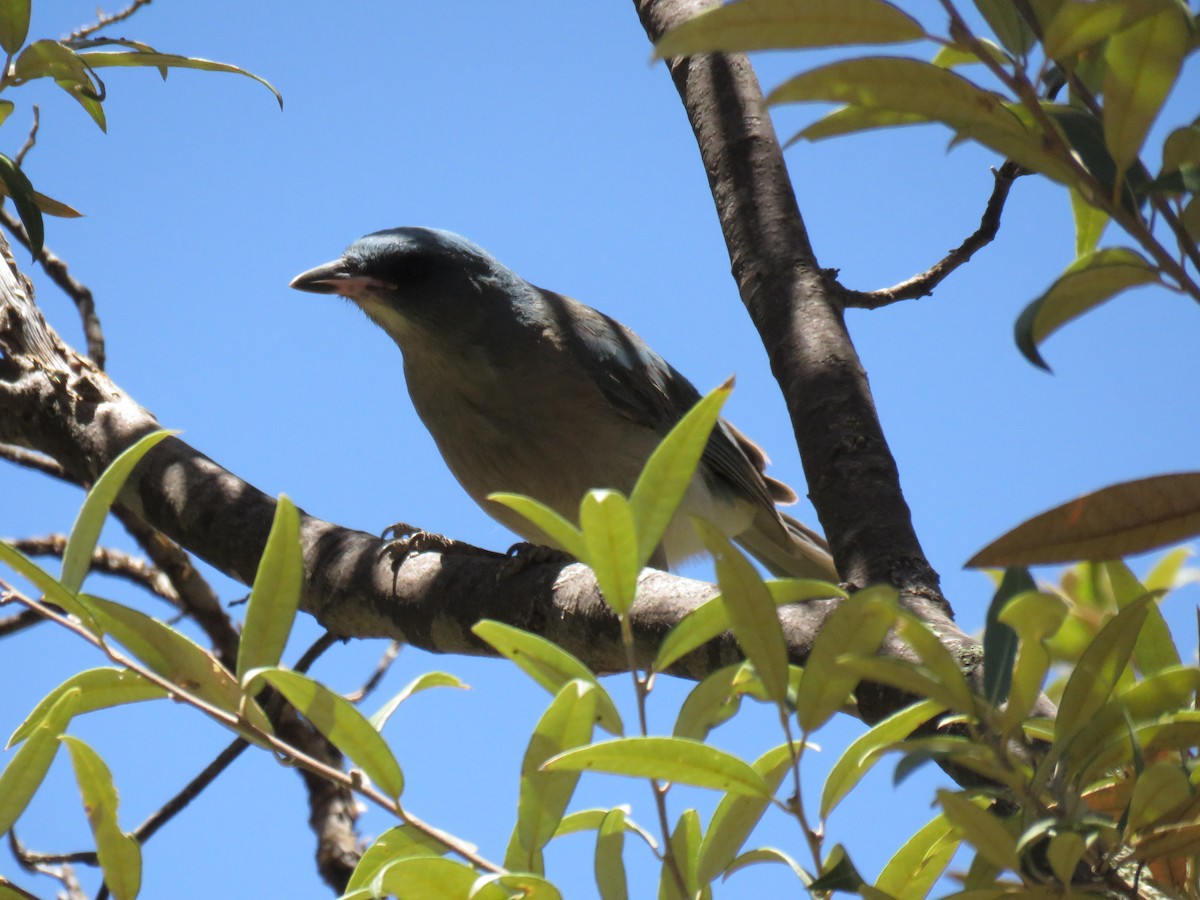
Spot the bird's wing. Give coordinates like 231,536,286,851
533,287,782,513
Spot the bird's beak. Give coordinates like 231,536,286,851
289,258,359,296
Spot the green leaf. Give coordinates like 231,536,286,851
243,667,404,799
968,471,1200,566
931,37,1012,68
594,808,628,900
982,568,1030,705
60,737,141,900
1162,123,1200,174
0,99,13,128
821,699,944,819
973,0,1037,56
809,843,865,892
695,520,788,705
77,51,283,109
487,493,587,561
369,672,467,732
12,41,106,130
874,813,959,900
895,611,977,714
1042,0,1128,59
836,657,969,719
0,541,97,628
698,743,794,881
470,873,561,900
654,579,841,672
579,490,639,615
542,736,771,797
997,590,1067,731
795,585,897,732
629,381,729,567
1098,561,1179,674
370,857,484,899
236,495,303,679
0,0,29,54
0,153,43,258
1055,595,1151,743
511,681,597,866
792,105,929,143
673,662,756,741
471,620,622,735
724,846,811,883
1014,247,1159,370
937,790,1019,872
1068,187,1109,257
1128,760,1191,831
654,0,925,56
344,826,448,892
1103,8,1189,181
8,668,166,747
768,57,1075,183
659,809,702,900
83,593,271,737
62,430,176,593
0,688,80,835
554,807,657,850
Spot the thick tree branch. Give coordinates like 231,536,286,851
634,0,945,609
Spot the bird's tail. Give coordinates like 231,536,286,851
735,508,839,582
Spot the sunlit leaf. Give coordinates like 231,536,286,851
7,668,165,747
77,51,283,108
488,493,587,561
0,0,31,54
471,620,622,735
370,672,467,732
594,808,628,900
370,857,484,899
0,689,80,835
997,590,1067,732
629,380,730,566
1043,0,1128,59
795,586,897,732
968,471,1200,566
659,809,701,900
896,611,977,714
1103,8,1188,181
62,430,175,593
654,0,924,57
1161,123,1200,175
471,872,561,900
61,736,141,900
937,790,1019,872
543,736,771,797
236,495,303,679
973,0,1036,57
0,541,97,629
931,37,1011,68
874,813,960,900
696,520,788,705
792,105,928,143
579,490,639,615
724,846,811,882
698,743,794,881
243,667,403,799
344,826,449,892
1097,560,1179,674
821,699,944,819
673,662,753,741
1127,761,1191,831
1068,188,1109,257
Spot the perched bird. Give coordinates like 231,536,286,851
290,227,837,580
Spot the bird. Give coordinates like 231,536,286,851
289,227,837,581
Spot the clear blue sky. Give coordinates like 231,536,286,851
3,2,1198,897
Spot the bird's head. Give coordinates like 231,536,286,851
290,227,522,346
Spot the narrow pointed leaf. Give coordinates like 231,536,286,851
698,743,794,881
513,681,597,862
470,873,561,900
629,381,730,567
488,493,587,561
821,699,945,819
659,809,702,900
654,0,924,57
579,490,639,614
725,846,811,882
62,430,175,593
0,153,43,257
472,620,622,735
8,669,165,747
77,51,283,108
1099,560,1179,674
673,662,756,741
968,471,1200,566
0,541,96,628
244,667,404,799
795,586,897,732
594,807,628,900
997,590,1067,731
937,790,1019,872
1056,595,1151,743
370,672,467,732
1013,248,1159,370
543,736,770,797
896,612,976,714
1103,9,1188,180
345,826,448,892
371,857,482,899
982,568,1030,705
61,737,141,900
874,813,960,899
795,105,928,143
0,688,80,835
973,0,1036,56
1043,1,1129,58
237,495,303,678
1069,187,1109,257
696,520,788,705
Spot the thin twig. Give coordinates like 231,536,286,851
293,631,339,674
15,106,39,167
843,161,1024,309
0,442,75,483
7,534,180,606
0,607,43,637
68,0,154,42
0,207,106,369
345,640,402,703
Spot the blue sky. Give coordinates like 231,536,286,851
2,2,1198,897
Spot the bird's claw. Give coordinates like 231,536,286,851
498,541,576,579
380,522,461,567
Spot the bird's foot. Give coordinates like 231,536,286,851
498,541,576,579
380,522,474,567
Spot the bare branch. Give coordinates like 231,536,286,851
346,641,402,704
68,0,155,42
15,106,39,168
844,161,1025,309
6,534,180,606
0,607,42,637
0,443,74,483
